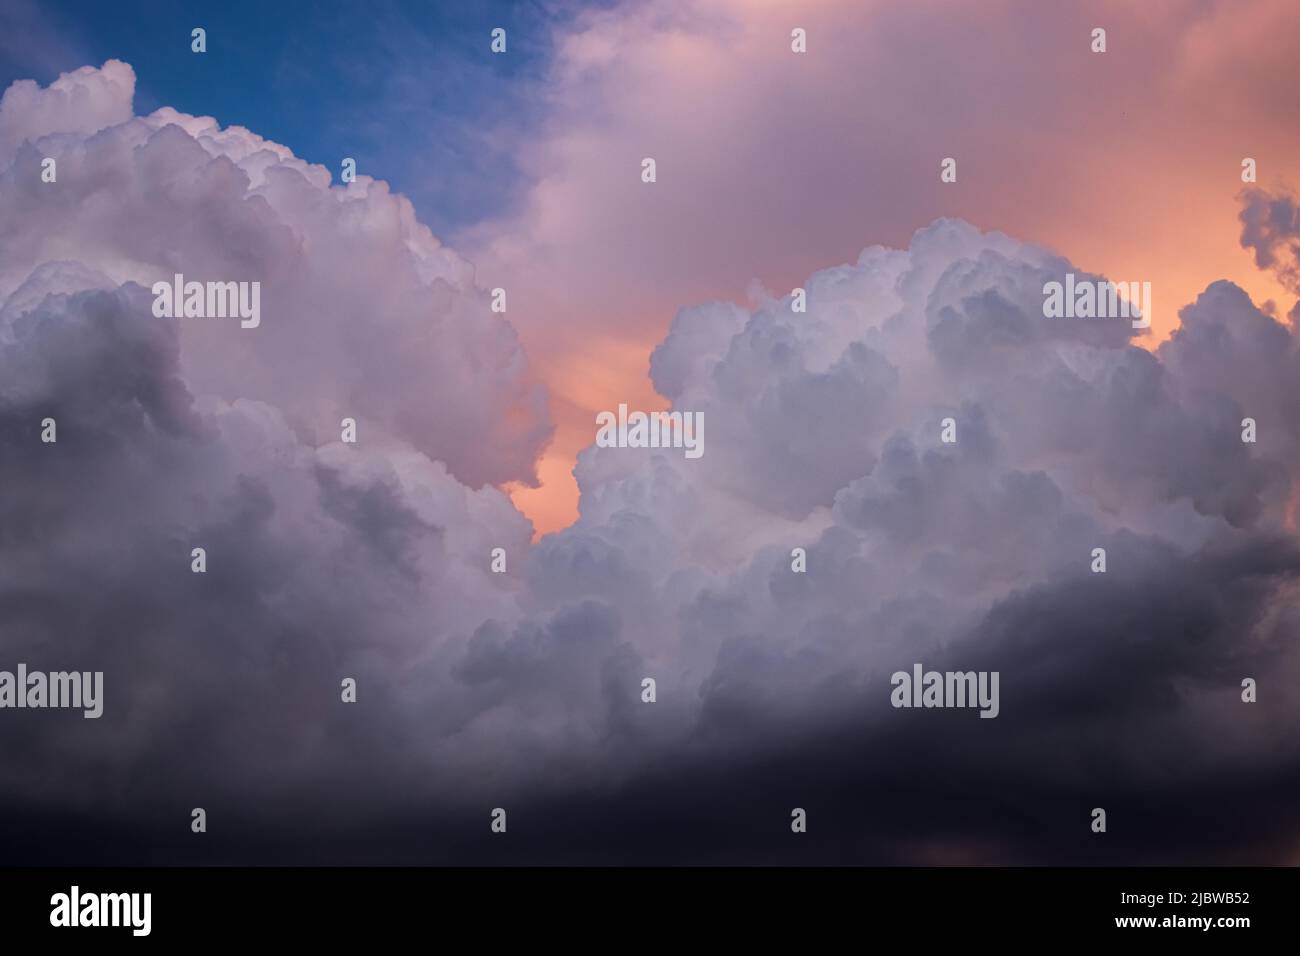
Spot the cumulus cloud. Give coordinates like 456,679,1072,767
0,58,133,157
467,0,1300,538
0,60,552,490
2,63,1300,864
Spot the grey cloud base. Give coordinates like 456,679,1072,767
3,63,1300,864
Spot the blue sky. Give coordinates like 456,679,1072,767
0,0,603,238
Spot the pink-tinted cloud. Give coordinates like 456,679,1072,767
0,60,552,491
465,0,1300,532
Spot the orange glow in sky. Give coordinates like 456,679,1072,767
485,0,1300,538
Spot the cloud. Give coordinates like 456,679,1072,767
0,58,133,156
2,61,1300,864
1239,187,1300,296
0,61,553,491
465,0,1300,533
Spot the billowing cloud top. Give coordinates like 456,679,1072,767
0,60,552,489
2,62,1299,865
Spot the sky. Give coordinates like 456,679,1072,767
2,0,1300,865
0,0,573,236
5,0,1297,535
